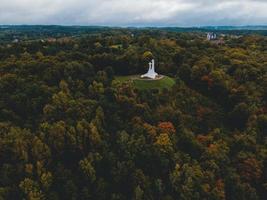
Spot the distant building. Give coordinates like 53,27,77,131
12,39,19,43
207,32,217,40
46,38,57,43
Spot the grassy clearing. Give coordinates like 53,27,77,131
114,75,175,90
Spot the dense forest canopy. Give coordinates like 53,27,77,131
0,26,266,200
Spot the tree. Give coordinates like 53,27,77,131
79,157,96,183
257,114,267,138
229,103,250,130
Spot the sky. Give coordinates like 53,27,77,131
0,0,267,27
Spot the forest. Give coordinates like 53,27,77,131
0,27,266,200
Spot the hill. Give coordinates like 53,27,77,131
114,75,175,90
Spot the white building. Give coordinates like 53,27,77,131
141,59,158,79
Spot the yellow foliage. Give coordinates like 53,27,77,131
143,123,157,138
202,183,211,193
40,172,53,190
89,122,101,145
155,133,172,152
25,164,33,175
142,51,153,61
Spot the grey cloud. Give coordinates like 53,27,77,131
0,0,266,26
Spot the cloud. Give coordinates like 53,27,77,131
0,0,267,26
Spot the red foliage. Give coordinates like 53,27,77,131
257,106,267,114
196,106,212,121
196,134,211,144
215,179,225,199
238,158,262,182
158,122,176,134
216,179,224,190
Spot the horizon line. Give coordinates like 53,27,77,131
1,24,267,28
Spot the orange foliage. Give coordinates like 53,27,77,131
207,143,219,154
201,75,213,88
196,134,212,144
158,122,176,134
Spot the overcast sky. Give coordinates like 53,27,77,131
0,0,267,26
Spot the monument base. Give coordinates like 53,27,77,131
138,75,164,81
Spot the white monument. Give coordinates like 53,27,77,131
141,59,158,79
207,32,217,40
